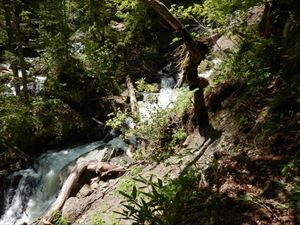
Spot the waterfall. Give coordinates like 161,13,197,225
0,58,220,224
0,141,107,224
138,67,180,121
1,58,46,96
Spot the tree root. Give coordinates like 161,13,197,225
37,161,125,225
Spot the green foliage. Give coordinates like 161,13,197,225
0,0,172,151
170,3,203,22
291,185,300,212
51,210,69,225
173,88,195,115
281,151,300,176
116,178,138,196
126,88,194,159
90,204,120,225
166,128,187,151
91,212,119,225
129,166,143,176
106,111,128,132
198,59,214,73
201,0,263,28
105,87,194,159
116,176,166,225
116,168,204,225
237,194,265,206
0,95,82,150
90,213,106,225
211,33,274,90
135,78,158,93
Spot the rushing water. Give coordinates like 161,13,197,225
138,73,179,121
0,75,178,225
1,59,46,96
0,59,220,224
0,141,108,225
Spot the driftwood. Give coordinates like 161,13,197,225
38,161,125,225
126,75,139,118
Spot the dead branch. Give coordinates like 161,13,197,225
126,75,139,118
38,161,125,225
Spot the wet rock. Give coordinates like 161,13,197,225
110,155,134,166
127,136,137,148
136,92,144,101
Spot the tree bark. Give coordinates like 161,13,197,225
126,75,140,119
38,161,125,225
12,1,29,101
139,0,208,62
3,1,21,95
139,0,210,127
89,0,96,24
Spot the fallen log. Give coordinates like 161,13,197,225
126,75,139,119
38,161,125,225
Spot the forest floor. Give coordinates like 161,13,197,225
199,77,300,225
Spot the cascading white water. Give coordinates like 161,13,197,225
0,140,109,225
198,58,222,79
138,57,221,121
0,58,221,225
1,58,47,96
138,74,179,121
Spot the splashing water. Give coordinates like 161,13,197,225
0,141,107,225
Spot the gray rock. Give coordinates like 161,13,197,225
76,184,92,198
213,35,238,52
62,197,82,222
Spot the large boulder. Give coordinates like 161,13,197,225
212,35,239,53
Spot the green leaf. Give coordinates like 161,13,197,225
132,186,137,200
157,178,163,188
119,190,132,200
124,204,136,215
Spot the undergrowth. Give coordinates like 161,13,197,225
107,86,195,161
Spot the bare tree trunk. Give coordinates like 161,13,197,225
139,0,208,62
62,0,70,60
126,75,140,119
38,161,125,225
89,0,96,24
3,1,20,95
12,1,29,101
139,0,210,127
11,63,21,95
